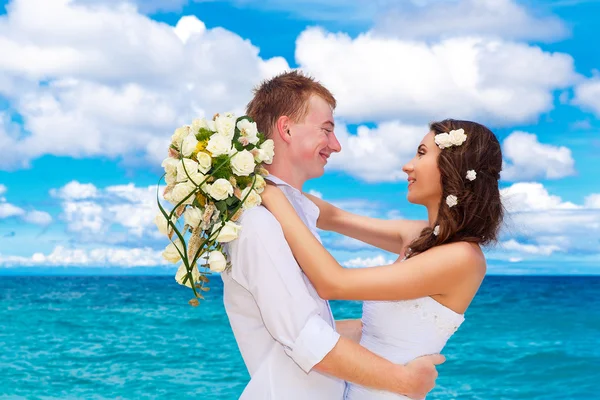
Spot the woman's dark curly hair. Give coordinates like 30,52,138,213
406,119,504,258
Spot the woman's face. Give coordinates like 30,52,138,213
402,131,443,207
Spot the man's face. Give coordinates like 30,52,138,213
288,95,342,180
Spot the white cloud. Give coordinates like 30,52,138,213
307,189,322,199
297,28,576,125
0,184,52,225
330,198,384,218
500,182,579,212
0,202,24,218
326,234,377,252
327,122,424,182
501,239,561,256
62,200,105,233
501,131,576,181
374,0,569,42
574,76,600,116
105,184,161,236
22,210,53,225
342,254,396,268
0,245,166,267
51,180,164,240
50,180,99,200
498,182,600,259
0,0,289,170
73,0,191,14
585,194,600,208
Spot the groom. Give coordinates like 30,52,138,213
221,71,444,399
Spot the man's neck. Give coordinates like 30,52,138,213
265,160,307,191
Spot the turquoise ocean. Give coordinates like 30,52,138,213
1,275,598,399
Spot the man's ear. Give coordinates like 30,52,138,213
275,115,293,144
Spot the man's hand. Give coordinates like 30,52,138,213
397,354,446,399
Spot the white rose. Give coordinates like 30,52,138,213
241,187,262,210
257,139,275,164
166,181,197,205
446,194,458,208
211,221,242,243
208,251,227,272
466,170,477,181
181,132,199,158
163,239,184,264
174,264,200,288
184,206,203,229
161,157,179,185
176,158,199,182
196,151,212,174
434,133,453,149
154,211,177,236
230,150,256,176
215,114,236,140
191,118,210,133
433,225,440,236
206,133,232,156
208,178,234,201
171,126,190,149
253,174,266,194
237,119,259,145
449,129,467,146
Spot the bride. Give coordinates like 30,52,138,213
261,119,504,399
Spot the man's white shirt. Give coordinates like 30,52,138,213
221,175,346,399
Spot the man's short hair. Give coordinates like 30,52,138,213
246,70,336,138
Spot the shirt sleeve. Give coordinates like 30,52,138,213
228,207,341,373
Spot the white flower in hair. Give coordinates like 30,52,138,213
434,133,453,149
466,170,477,181
449,129,467,146
433,225,440,236
446,194,458,208
435,128,467,149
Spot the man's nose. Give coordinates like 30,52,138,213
328,131,342,153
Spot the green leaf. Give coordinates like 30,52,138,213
197,128,213,142
215,200,227,215
235,176,252,188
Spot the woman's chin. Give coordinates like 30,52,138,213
406,192,424,206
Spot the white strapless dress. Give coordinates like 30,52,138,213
345,296,465,400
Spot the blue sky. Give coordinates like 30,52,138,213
0,0,599,275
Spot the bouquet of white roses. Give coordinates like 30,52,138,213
155,113,274,305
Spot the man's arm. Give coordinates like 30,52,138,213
230,208,444,398
335,319,362,343
316,337,445,399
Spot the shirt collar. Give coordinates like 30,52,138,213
265,174,298,191
265,174,320,229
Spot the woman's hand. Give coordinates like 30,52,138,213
260,183,289,212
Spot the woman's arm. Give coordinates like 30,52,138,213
263,186,485,301
304,193,428,255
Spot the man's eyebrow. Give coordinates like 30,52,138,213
322,120,335,127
